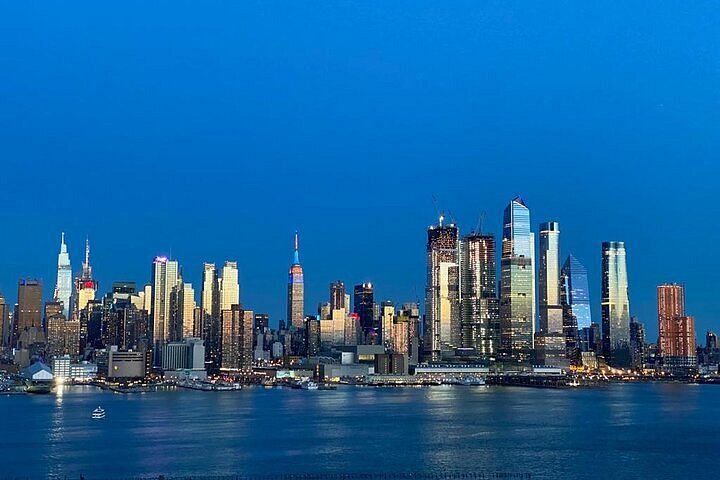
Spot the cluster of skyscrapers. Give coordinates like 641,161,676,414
0,196,705,376
422,197,698,371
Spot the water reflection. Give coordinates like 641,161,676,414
3,384,719,479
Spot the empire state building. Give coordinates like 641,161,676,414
287,231,305,329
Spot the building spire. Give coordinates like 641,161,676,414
82,236,92,279
293,230,300,264
60,232,67,254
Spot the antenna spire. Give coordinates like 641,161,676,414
293,231,300,264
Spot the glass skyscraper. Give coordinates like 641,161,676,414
500,197,535,362
601,241,631,368
560,254,592,359
460,233,499,357
424,216,460,361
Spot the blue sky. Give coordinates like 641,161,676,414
0,1,718,340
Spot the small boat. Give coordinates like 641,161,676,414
301,381,319,391
92,407,106,419
461,376,488,387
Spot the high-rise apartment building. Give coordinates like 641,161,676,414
500,198,535,362
657,283,696,368
53,233,72,319
424,216,460,361
460,233,499,357
287,232,305,329
601,241,631,368
221,304,253,370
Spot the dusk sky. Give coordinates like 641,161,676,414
1,1,718,339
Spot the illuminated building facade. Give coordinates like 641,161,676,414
460,233,499,357
560,254,592,359
500,197,535,362
53,233,72,319
287,232,305,329
657,283,697,368
601,241,631,368
74,238,97,320
424,216,460,361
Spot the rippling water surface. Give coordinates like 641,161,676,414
2,383,717,479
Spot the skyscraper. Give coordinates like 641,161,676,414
201,263,220,370
179,283,196,339
53,233,72,318
460,233,499,357
151,256,179,346
629,316,646,370
601,241,631,368
657,283,697,368
330,281,345,311
354,282,376,344
221,304,253,370
560,255,592,358
657,283,684,357
538,222,562,333
220,261,240,312
16,279,42,331
287,232,305,329
73,237,97,320
424,216,460,361
500,197,535,362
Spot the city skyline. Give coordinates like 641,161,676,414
0,200,713,346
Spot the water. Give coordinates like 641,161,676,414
1,383,718,479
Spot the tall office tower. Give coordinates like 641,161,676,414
330,307,345,346
287,232,305,329
380,301,395,349
629,316,646,370
151,256,180,346
560,255,592,359
53,233,72,318
538,222,562,333
460,233,499,357
305,315,320,357
74,238,97,319
424,216,460,361
330,281,346,310
354,283,376,344
201,263,220,369
15,279,42,334
220,261,240,312
499,197,535,362
601,241,631,368
657,283,697,368
179,283,196,339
